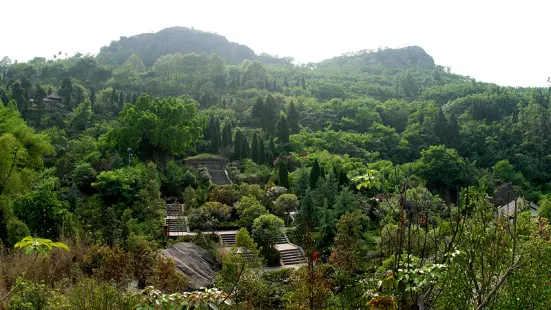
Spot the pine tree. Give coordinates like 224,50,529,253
90,87,96,104
132,93,137,104
278,157,289,188
119,92,124,106
287,101,300,133
215,118,222,149
310,159,321,189
283,76,289,88
125,93,131,103
233,130,243,160
276,114,291,144
252,97,264,120
251,133,259,163
293,167,310,198
258,136,266,165
295,189,318,258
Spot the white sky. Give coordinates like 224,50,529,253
3,0,549,87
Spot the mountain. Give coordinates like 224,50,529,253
96,26,258,67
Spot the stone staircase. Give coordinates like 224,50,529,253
166,204,185,217
275,233,288,244
219,232,237,245
279,247,306,266
209,169,231,185
166,218,187,233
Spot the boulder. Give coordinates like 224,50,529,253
161,242,220,290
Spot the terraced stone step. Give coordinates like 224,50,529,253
209,170,231,185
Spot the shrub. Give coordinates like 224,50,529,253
81,246,132,289
7,277,69,310
236,196,268,230
66,278,134,310
209,184,238,206
147,256,188,293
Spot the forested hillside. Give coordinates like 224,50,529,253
1,27,551,309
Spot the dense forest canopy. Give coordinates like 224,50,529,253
1,26,551,309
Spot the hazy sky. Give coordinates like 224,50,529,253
4,0,549,87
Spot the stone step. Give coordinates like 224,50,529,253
166,204,185,217
279,248,305,266
220,233,236,245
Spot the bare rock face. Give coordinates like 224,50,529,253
161,242,220,290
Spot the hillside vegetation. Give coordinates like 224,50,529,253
1,27,551,309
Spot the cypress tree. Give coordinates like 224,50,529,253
119,92,124,106
317,199,336,255
264,95,278,135
301,76,306,90
283,76,289,88
278,157,289,188
111,88,117,104
251,133,259,163
210,118,220,154
221,123,230,148
226,122,233,148
258,137,266,165
268,137,277,165
233,130,243,160
125,93,131,103
132,93,137,104
287,101,300,133
205,116,214,141
276,114,290,144
309,159,321,189
215,118,222,149
241,136,250,159
90,87,96,104
320,166,326,180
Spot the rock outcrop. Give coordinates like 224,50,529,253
161,242,220,290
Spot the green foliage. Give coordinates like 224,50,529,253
110,94,205,161
7,277,69,310
277,158,289,188
236,196,268,230
14,236,70,256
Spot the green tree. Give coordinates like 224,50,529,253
70,99,93,131
210,117,220,154
233,129,243,160
251,214,284,265
317,199,336,255
110,94,205,161
268,137,277,164
251,132,259,163
309,159,322,189
236,196,268,230
90,87,96,104
276,113,290,144
59,77,73,108
287,101,300,134
278,157,289,189
333,210,366,274
258,136,266,165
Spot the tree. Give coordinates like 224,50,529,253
110,94,205,162
309,159,321,189
258,136,266,165
274,194,299,225
251,214,284,265
119,92,124,107
268,137,277,164
13,178,70,239
59,78,73,109
287,101,300,134
236,196,268,230
90,87,96,104
233,130,243,160
278,157,289,189
251,133,259,163
188,202,231,233
210,117,220,154
317,199,336,255
221,122,232,148
333,210,366,274
132,93,137,104
70,99,93,131
276,114,290,144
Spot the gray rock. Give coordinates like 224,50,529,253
161,242,220,290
